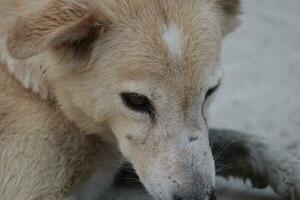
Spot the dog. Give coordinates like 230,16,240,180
0,0,299,200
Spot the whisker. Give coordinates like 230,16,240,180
213,140,236,163
215,163,233,174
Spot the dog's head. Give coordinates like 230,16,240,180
6,0,240,199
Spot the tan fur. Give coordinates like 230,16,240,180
0,64,122,200
0,0,239,199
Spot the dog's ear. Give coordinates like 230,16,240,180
216,0,241,36
7,0,110,60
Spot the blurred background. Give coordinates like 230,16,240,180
211,0,300,157
211,0,300,199
111,0,300,199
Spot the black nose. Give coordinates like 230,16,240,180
173,195,184,200
172,189,216,200
209,189,216,200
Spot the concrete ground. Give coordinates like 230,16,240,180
210,0,300,199
110,0,300,199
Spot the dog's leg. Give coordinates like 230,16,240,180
70,135,124,200
210,128,300,200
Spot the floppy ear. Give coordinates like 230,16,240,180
216,0,241,36
7,0,109,60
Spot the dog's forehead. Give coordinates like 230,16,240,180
110,0,221,88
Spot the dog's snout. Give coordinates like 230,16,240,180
172,189,216,200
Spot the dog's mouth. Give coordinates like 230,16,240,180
114,163,217,200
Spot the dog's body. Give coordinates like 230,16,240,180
0,63,121,200
0,0,299,200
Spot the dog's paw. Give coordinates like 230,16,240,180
281,174,300,200
291,183,300,200
277,178,300,200
270,157,300,200
248,175,269,189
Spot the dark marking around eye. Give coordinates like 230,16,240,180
205,84,220,101
121,93,155,119
202,83,221,125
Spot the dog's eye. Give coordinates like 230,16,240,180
202,84,220,124
121,93,154,114
205,84,220,101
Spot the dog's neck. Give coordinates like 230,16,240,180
1,49,116,143
1,42,117,143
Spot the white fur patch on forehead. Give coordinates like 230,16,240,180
162,23,182,60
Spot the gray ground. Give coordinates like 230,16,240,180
210,0,300,199
110,0,300,199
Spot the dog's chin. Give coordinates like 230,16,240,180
129,177,216,200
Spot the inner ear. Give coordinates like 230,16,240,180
218,0,240,16
7,0,109,60
53,16,107,60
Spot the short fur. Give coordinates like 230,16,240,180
0,0,298,200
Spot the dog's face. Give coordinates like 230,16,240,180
6,0,239,199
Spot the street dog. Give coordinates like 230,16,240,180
0,0,299,200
